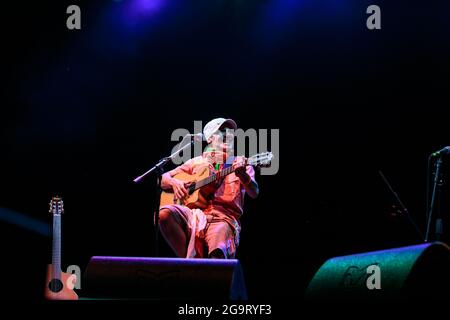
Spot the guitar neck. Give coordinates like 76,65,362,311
52,214,62,279
194,165,237,190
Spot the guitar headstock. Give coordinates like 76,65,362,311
49,196,64,216
248,152,273,168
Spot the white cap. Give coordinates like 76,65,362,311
203,118,237,142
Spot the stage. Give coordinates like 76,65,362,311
2,0,450,306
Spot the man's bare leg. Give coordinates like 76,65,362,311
158,208,187,257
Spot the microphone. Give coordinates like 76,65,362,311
187,133,204,142
432,146,450,157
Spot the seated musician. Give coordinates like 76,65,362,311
159,118,259,259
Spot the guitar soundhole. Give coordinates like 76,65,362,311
49,279,63,293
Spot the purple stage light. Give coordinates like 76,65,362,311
129,0,166,16
117,0,167,31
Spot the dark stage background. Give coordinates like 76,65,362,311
1,0,450,300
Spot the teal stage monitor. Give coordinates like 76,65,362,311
306,242,450,299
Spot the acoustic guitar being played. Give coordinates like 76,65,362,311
160,152,273,209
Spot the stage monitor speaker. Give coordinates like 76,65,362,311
83,257,247,300
305,242,450,299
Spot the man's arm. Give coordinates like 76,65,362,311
239,174,259,199
161,167,190,200
233,158,259,199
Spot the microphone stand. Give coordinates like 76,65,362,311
425,155,444,242
133,136,196,256
378,170,423,241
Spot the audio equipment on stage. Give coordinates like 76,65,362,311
83,256,247,299
305,242,450,299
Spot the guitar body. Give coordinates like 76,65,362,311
159,152,273,210
160,167,212,209
44,264,78,300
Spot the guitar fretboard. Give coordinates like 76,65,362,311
52,214,61,280
194,165,236,190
